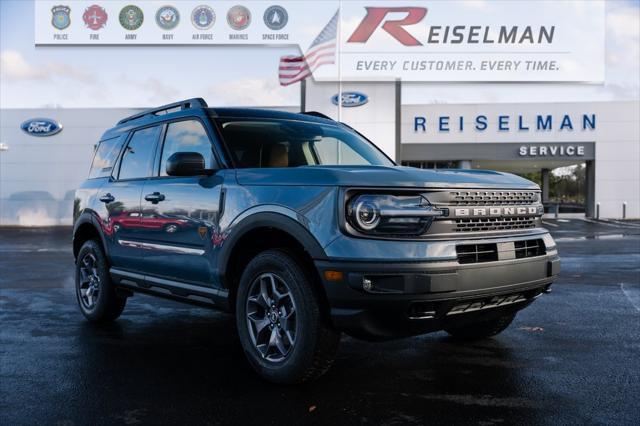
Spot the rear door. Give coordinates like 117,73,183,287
139,118,223,286
101,125,161,272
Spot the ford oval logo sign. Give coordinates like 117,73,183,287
20,118,63,137
331,92,368,108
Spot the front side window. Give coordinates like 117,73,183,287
89,135,125,179
216,118,393,168
118,126,160,180
160,120,214,176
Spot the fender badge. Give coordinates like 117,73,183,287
198,226,207,239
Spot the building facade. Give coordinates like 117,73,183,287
0,92,638,225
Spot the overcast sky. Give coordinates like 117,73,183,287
1,0,639,108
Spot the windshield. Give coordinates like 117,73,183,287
215,118,393,168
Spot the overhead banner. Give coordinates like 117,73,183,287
35,0,605,82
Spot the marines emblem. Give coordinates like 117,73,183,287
119,5,144,31
156,5,180,30
51,5,71,30
227,5,251,31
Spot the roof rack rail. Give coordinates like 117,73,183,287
301,111,334,120
117,98,208,125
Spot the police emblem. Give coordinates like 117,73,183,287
263,5,288,31
191,5,215,30
83,5,108,31
119,5,144,31
51,5,71,30
156,5,180,30
227,5,251,31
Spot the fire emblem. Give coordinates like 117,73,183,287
83,5,108,31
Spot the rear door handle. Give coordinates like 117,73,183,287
144,192,165,203
99,193,115,203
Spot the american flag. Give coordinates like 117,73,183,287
279,10,339,86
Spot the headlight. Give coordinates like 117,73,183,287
346,194,443,236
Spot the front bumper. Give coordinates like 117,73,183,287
315,234,560,340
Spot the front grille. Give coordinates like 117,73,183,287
456,239,546,264
448,190,538,206
515,238,546,258
455,217,537,232
456,243,499,264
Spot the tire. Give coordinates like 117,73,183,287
75,239,127,323
236,249,341,384
445,313,516,340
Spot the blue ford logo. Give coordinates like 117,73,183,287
20,118,62,137
331,92,368,108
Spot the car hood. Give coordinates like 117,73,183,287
235,166,538,189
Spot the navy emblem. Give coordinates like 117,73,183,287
156,5,180,30
332,92,369,108
21,118,63,137
119,5,144,31
191,5,215,30
227,5,251,31
263,5,288,31
51,5,71,30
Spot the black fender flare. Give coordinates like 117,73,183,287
217,211,327,287
72,210,109,259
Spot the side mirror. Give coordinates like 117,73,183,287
166,152,209,176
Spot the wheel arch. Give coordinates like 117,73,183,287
219,211,328,311
73,211,108,260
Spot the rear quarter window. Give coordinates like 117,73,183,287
88,135,125,179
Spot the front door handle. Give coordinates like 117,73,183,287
99,193,115,203
144,192,165,204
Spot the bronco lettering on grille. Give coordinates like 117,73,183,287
454,206,539,217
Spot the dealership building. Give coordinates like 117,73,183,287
1,83,638,225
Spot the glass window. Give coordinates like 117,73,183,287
118,126,160,180
216,118,393,168
88,135,125,179
160,120,213,176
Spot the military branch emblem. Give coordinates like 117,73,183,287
51,5,71,30
83,5,108,31
227,5,251,31
263,5,288,31
156,5,180,30
119,5,144,31
191,5,215,30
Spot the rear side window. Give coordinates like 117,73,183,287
118,126,161,180
160,120,214,176
88,136,125,179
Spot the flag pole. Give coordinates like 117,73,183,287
337,2,342,123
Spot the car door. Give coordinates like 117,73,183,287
101,125,161,272
139,118,223,286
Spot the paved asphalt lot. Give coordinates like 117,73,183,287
1,219,639,425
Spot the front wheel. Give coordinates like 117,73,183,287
445,313,516,340
75,239,127,323
236,249,341,384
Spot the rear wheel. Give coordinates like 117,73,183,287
75,239,126,322
445,313,516,340
236,249,341,384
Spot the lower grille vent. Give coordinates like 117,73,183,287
515,239,546,258
456,243,498,264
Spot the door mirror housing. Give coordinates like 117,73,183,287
166,152,213,176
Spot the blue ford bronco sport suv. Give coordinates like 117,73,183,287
73,98,560,383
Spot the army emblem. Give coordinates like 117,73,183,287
51,5,71,30
156,5,180,30
83,5,108,31
227,5,251,31
191,5,215,30
119,5,144,31
263,5,288,31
